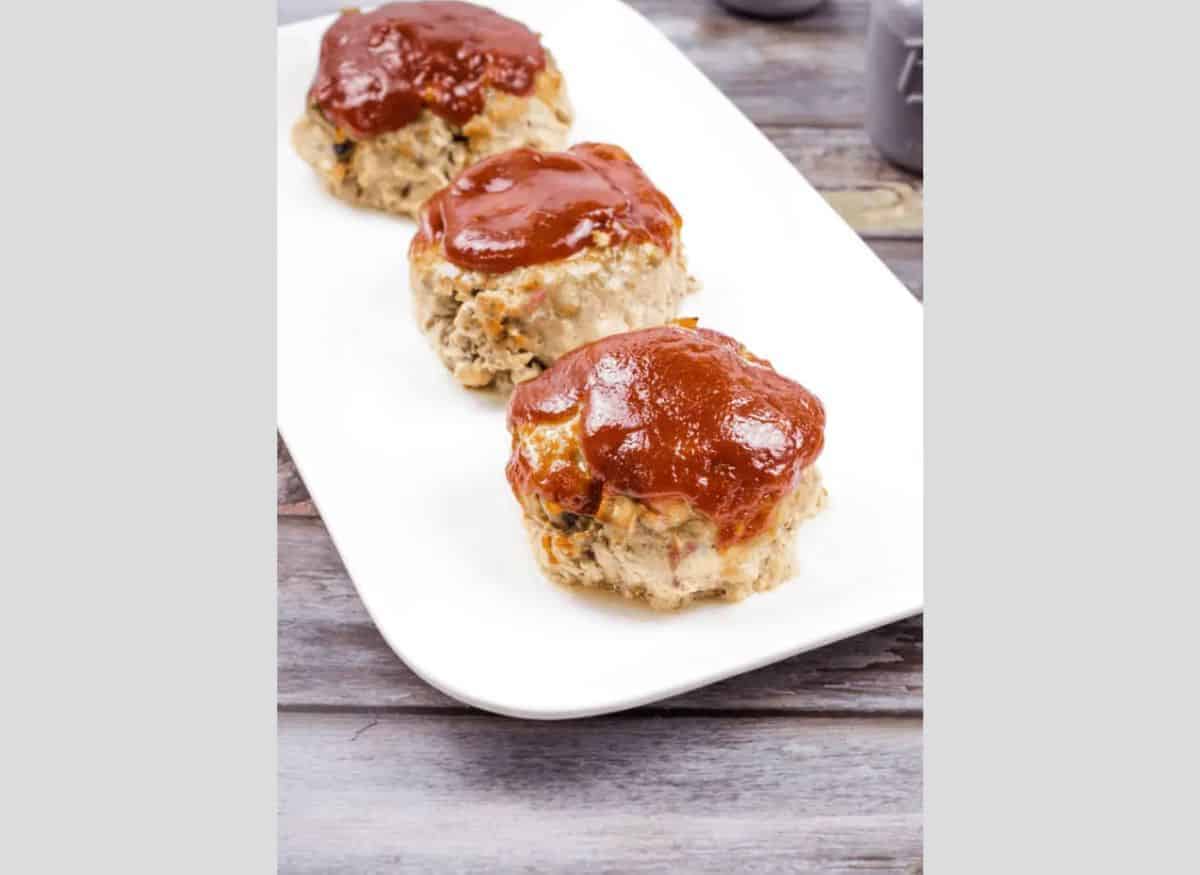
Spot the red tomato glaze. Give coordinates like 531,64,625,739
308,2,546,139
413,143,682,273
506,326,825,546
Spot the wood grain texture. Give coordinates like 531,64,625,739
280,712,922,873
762,126,916,186
765,127,923,238
277,435,316,516
870,238,923,300
625,1,926,239
624,0,871,128
279,516,923,713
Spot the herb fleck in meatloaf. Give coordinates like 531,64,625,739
506,325,828,610
292,2,573,217
410,144,696,391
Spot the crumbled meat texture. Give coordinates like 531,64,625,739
512,423,826,610
292,60,572,218
411,235,697,392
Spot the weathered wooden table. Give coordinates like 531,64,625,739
279,1,923,870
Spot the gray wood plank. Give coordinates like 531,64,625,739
279,515,922,713
869,239,923,300
764,126,918,188
280,711,922,873
625,0,871,128
765,127,922,239
277,433,312,510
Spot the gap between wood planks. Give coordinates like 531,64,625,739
278,703,924,720
279,706,922,873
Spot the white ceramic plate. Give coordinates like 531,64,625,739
278,0,923,719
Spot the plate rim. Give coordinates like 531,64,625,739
278,0,923,720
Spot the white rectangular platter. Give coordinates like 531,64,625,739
278,0,923,719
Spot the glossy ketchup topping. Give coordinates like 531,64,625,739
308,2,546,139
413,143,682,273
507,326,826,546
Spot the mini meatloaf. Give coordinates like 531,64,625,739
506,324,827,610
292,2,573,217
410,143,696,391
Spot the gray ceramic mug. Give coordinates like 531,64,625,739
716,0,827,18
866,0,923,172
